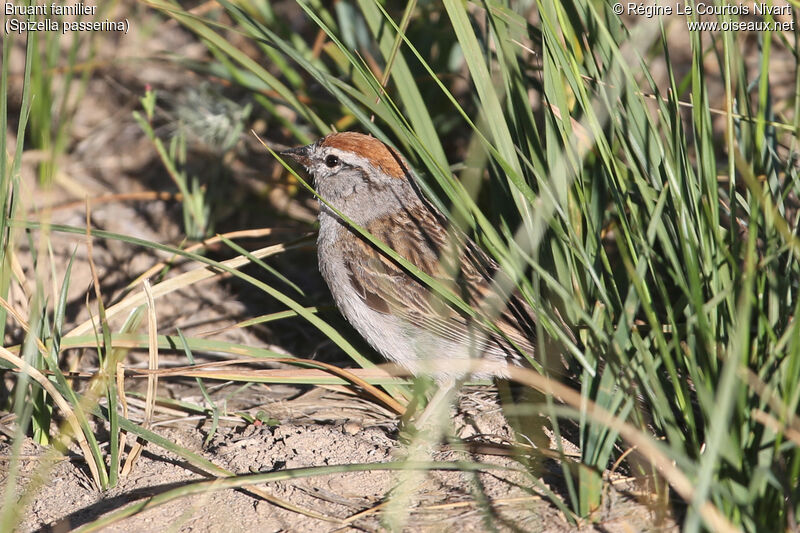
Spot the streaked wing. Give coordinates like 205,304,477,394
340,203,537,364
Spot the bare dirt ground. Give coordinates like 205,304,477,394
5,388,669,532
8,2,797,531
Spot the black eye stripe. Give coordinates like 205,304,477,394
325,155,340,168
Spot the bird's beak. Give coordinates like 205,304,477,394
279,145,311,168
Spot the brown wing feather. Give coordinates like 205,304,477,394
340,203,538,364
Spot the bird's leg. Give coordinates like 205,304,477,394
385,377,462,529
497,378,552,476
398,390,423,431
412,377,460,430
397,376,462,442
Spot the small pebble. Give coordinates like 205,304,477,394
342,421,361,435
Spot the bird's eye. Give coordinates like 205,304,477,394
325,155,340,168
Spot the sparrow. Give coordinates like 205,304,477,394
281,132,565,381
